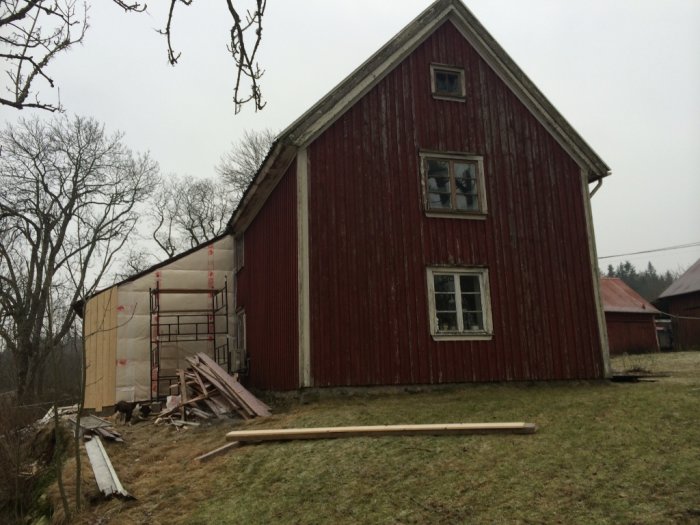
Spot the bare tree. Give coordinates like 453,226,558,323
150,175,235,258
1,1,266,112
216,127,275,196
0,0,88,111
161,0,267,113
113,246,154,280
0,115,157,401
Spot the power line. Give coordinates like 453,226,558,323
599,241,700,260
656,308,700,321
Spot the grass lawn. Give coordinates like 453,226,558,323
61,352,700,524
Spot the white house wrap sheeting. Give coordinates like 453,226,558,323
114,235,235,402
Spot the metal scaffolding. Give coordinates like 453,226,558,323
149,279,230,400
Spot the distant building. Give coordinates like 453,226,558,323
600,278,660,355
656,258,700,350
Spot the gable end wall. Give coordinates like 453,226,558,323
306,21,604,386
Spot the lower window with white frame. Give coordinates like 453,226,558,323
427,267,493,340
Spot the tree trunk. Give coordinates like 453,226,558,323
13,350,31,404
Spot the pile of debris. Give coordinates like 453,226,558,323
157,352,270,425
38,405,125,443
67,414,124,442
37,404,79,425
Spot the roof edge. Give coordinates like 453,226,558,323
657,257,700,300
72,231,233,318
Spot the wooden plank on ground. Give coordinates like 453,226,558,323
189,365,250,417
192,367,209,395
197,353,271,416
158,393,211,418
178,369,188,421
190,362,254,418
194,441,241,463
226,423,537,442
202,398,227,418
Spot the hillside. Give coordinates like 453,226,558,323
51,352,700,524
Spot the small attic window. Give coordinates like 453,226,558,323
430,64,465,100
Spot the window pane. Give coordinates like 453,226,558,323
460,275,480,293
427,159,452,210
437,312,458,332
429,192,452,209
427,175,451,192
463,311,484,331
454,162,476,180
454,177,477,195
427,159,449,177
455,194,479,211
454,177,469,194
435,70,461,95
435,292,456,311
434,274,455,293
461,293,481,312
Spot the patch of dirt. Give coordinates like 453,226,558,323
611,351,700,386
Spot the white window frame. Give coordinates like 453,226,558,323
235,309,246,353
420,151,488,219
430,63,466,101
426,267,493,341
234,234,244,272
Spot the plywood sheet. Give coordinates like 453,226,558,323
83,287,118,411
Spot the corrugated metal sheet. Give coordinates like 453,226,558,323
236,163,298,390
605,312,659,355
658,257,700,299
600,278,660,314
306,21,604,386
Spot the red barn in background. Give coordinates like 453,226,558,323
232,0,612,390
656,258,700,350
600,278,659,355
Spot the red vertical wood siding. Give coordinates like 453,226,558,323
605,313,659,355
307,20,604,386
665,292,700,350
236,164,298,390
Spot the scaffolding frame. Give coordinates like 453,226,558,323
149,279,230,400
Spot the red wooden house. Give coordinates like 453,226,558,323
656,257,700,350
232,0,612,390
600,278,659,355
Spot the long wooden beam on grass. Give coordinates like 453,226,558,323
226,422,537,443
194,441,242,463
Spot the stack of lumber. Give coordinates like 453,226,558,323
88,426,124,442
38,404,78,426
67,414,124,442
159,352,270,422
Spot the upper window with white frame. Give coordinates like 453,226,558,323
421,153,486,216
427,267,493,340
430,64,465,100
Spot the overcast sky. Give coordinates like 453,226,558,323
2,0,699,274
